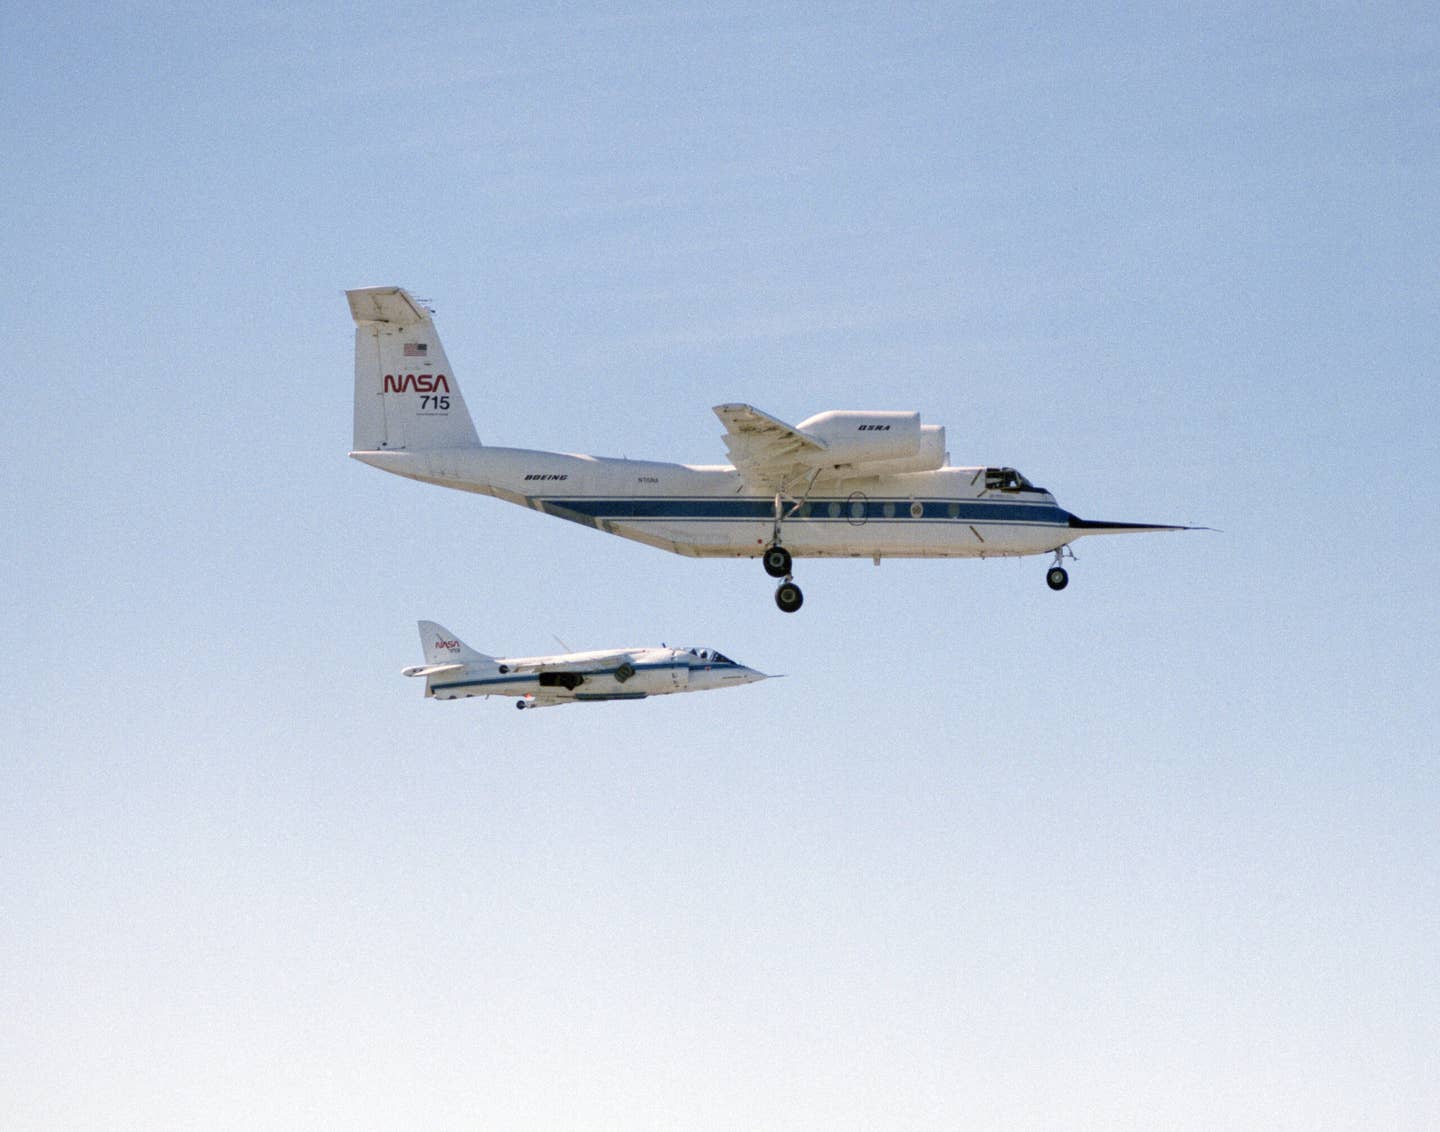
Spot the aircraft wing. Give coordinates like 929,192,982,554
713,403,827,491
504,650,634,676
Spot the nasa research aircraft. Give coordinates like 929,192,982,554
349,286,1201,612
405,621,771,710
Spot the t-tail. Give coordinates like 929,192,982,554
348,286,481,453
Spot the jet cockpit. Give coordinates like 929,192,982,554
683,647,735,665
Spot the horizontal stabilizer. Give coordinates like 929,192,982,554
348,286,431,327
402,663,467,678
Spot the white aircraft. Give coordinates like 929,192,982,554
349,286,1200,612
404,621,770,710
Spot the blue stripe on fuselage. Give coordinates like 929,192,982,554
431,659,694,694
535,496,1068,526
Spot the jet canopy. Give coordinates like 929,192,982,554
681,647,736,665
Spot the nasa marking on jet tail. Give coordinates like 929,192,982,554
404,621,771,710
347,286,1204,612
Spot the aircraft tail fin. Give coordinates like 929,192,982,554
348,287,481,452
418,620,494,666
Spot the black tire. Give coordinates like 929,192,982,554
1046,566,1069,591
774,581,804,613
763,545,792,578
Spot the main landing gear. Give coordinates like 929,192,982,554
1046,546,1074,591
774,578,803,613
764,489,810,613
764,544,804,612
763,545,792,578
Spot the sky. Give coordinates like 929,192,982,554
3,2,1438,1127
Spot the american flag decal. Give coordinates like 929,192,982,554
403,342,428,357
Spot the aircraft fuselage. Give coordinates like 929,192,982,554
424,646,760,702
352,446,1075,561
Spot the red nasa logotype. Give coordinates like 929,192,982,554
435,638,460,651
383,373,450,393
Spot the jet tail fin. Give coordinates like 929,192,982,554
417,621,494,666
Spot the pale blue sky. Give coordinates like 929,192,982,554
4,3,1438,1128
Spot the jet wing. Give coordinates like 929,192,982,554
504,650,634,676
713,403,827,491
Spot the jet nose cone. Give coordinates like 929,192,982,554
737,666,769,684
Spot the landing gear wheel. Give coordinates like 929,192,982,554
763,545,792,578
1046,566,1069,591
774,581,804,613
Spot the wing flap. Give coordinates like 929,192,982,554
712,403,826,490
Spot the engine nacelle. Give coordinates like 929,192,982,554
847,424,946,475
794,411,947,474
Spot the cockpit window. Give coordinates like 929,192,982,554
985,467,1037,492
684,648,733,664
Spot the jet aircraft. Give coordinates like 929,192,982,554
348,286,1199,612
404,621,770,710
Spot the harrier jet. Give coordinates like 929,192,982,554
404,621,770,710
